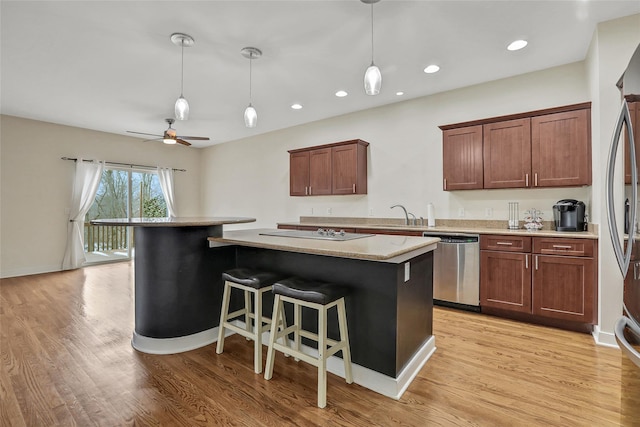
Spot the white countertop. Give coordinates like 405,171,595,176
277,221,598,239
208,228,439,262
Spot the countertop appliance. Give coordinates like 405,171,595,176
259,229,374,241
553,199,586,232
423,232,480,311
606,43,640,377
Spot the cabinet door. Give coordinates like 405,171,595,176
483,118,531,189
309,148,332,195
624,101,639,185
532,255,595,323
480,251,531,313
531,109,591,187
332,144,359,195
442,125,483,190
290,151,310,196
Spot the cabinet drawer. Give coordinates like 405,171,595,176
533,237,594,257
480,235,532,252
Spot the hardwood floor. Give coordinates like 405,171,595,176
1,262,637,426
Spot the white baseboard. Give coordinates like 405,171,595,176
592,325,619,348
0,264,62,279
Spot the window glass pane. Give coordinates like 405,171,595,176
132,171,167,218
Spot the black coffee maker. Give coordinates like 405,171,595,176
553,199,586,232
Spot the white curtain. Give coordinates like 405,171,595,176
62,159,104,270
157,167,177,218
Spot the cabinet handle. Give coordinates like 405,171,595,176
353,183,356,193
534,173,538,187
525,173,529,187
305,186,308,195
635,262,638,280
535,255,539,270
444,178,447,190
525,254,529,269
552,245,572,249
309,186,312,195
496,242,513,246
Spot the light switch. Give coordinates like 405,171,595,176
404,262,410,282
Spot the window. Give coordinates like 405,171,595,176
84,168,167,263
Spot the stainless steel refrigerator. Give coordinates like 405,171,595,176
606,43,640,424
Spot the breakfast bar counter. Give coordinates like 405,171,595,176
210,229,439,398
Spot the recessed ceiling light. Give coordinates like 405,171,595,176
335,90,348,97
291,103,303,110
507,39,528,51
396,91,404,96
423,65,440,74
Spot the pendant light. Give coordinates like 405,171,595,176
362,0,381,96
241,47,261,128
171,33,194,121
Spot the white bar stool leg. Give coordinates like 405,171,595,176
317,304,327,409
216,281,232,354
264,294,281,380
337,298,353,384
253,289,263,374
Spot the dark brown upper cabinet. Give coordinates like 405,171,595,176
440,102,592,191
289,139,368,196
442,125,483,190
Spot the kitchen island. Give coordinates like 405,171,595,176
90,217,255,354
209,228,439,398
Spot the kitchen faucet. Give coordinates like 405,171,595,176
390,204,409,225
408,212,417,226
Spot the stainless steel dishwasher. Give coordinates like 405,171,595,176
423,232,480,311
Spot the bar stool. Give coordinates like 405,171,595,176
216,268,289,374
264,277,353,408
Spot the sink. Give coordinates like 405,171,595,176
260,229,375,241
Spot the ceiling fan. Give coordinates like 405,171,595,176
126,118,210,146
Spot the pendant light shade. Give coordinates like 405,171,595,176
364,63,382,96
174,95,189,121
244,104,257,128
362,0,381,96
171,33,194,121
241,47,261,128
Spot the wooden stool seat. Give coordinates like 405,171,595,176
264,277,353,408
216,268,289,374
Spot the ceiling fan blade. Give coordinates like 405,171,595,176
142,138,162,143
177,136,210,140
127,131,163,137
176,139,192,146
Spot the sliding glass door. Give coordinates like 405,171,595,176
84,167,167,263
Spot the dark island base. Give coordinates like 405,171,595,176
134,225,234,339
132,227,434,383
234,246,434,378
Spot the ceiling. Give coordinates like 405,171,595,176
2,1,639,148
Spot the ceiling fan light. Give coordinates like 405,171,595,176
163,138,177,144
175,95,189,121
364,64,382,95
244,104,257,128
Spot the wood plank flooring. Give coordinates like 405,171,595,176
1,262,637,426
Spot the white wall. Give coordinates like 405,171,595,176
202,61,590,228
0,115,202,278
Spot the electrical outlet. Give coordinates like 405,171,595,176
485,208,493,218
458,208,465,218
310,207,314,215
327,207,332,215
369,208,374,217
404,262,410,282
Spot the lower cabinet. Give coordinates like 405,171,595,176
480,235,597,325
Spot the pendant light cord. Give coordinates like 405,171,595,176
180,40,185,96
249,55,253,103
370,3,375,65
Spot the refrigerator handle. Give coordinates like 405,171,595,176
606,100,636,277
615,316,640,369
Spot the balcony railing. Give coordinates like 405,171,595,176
84,222,129,252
